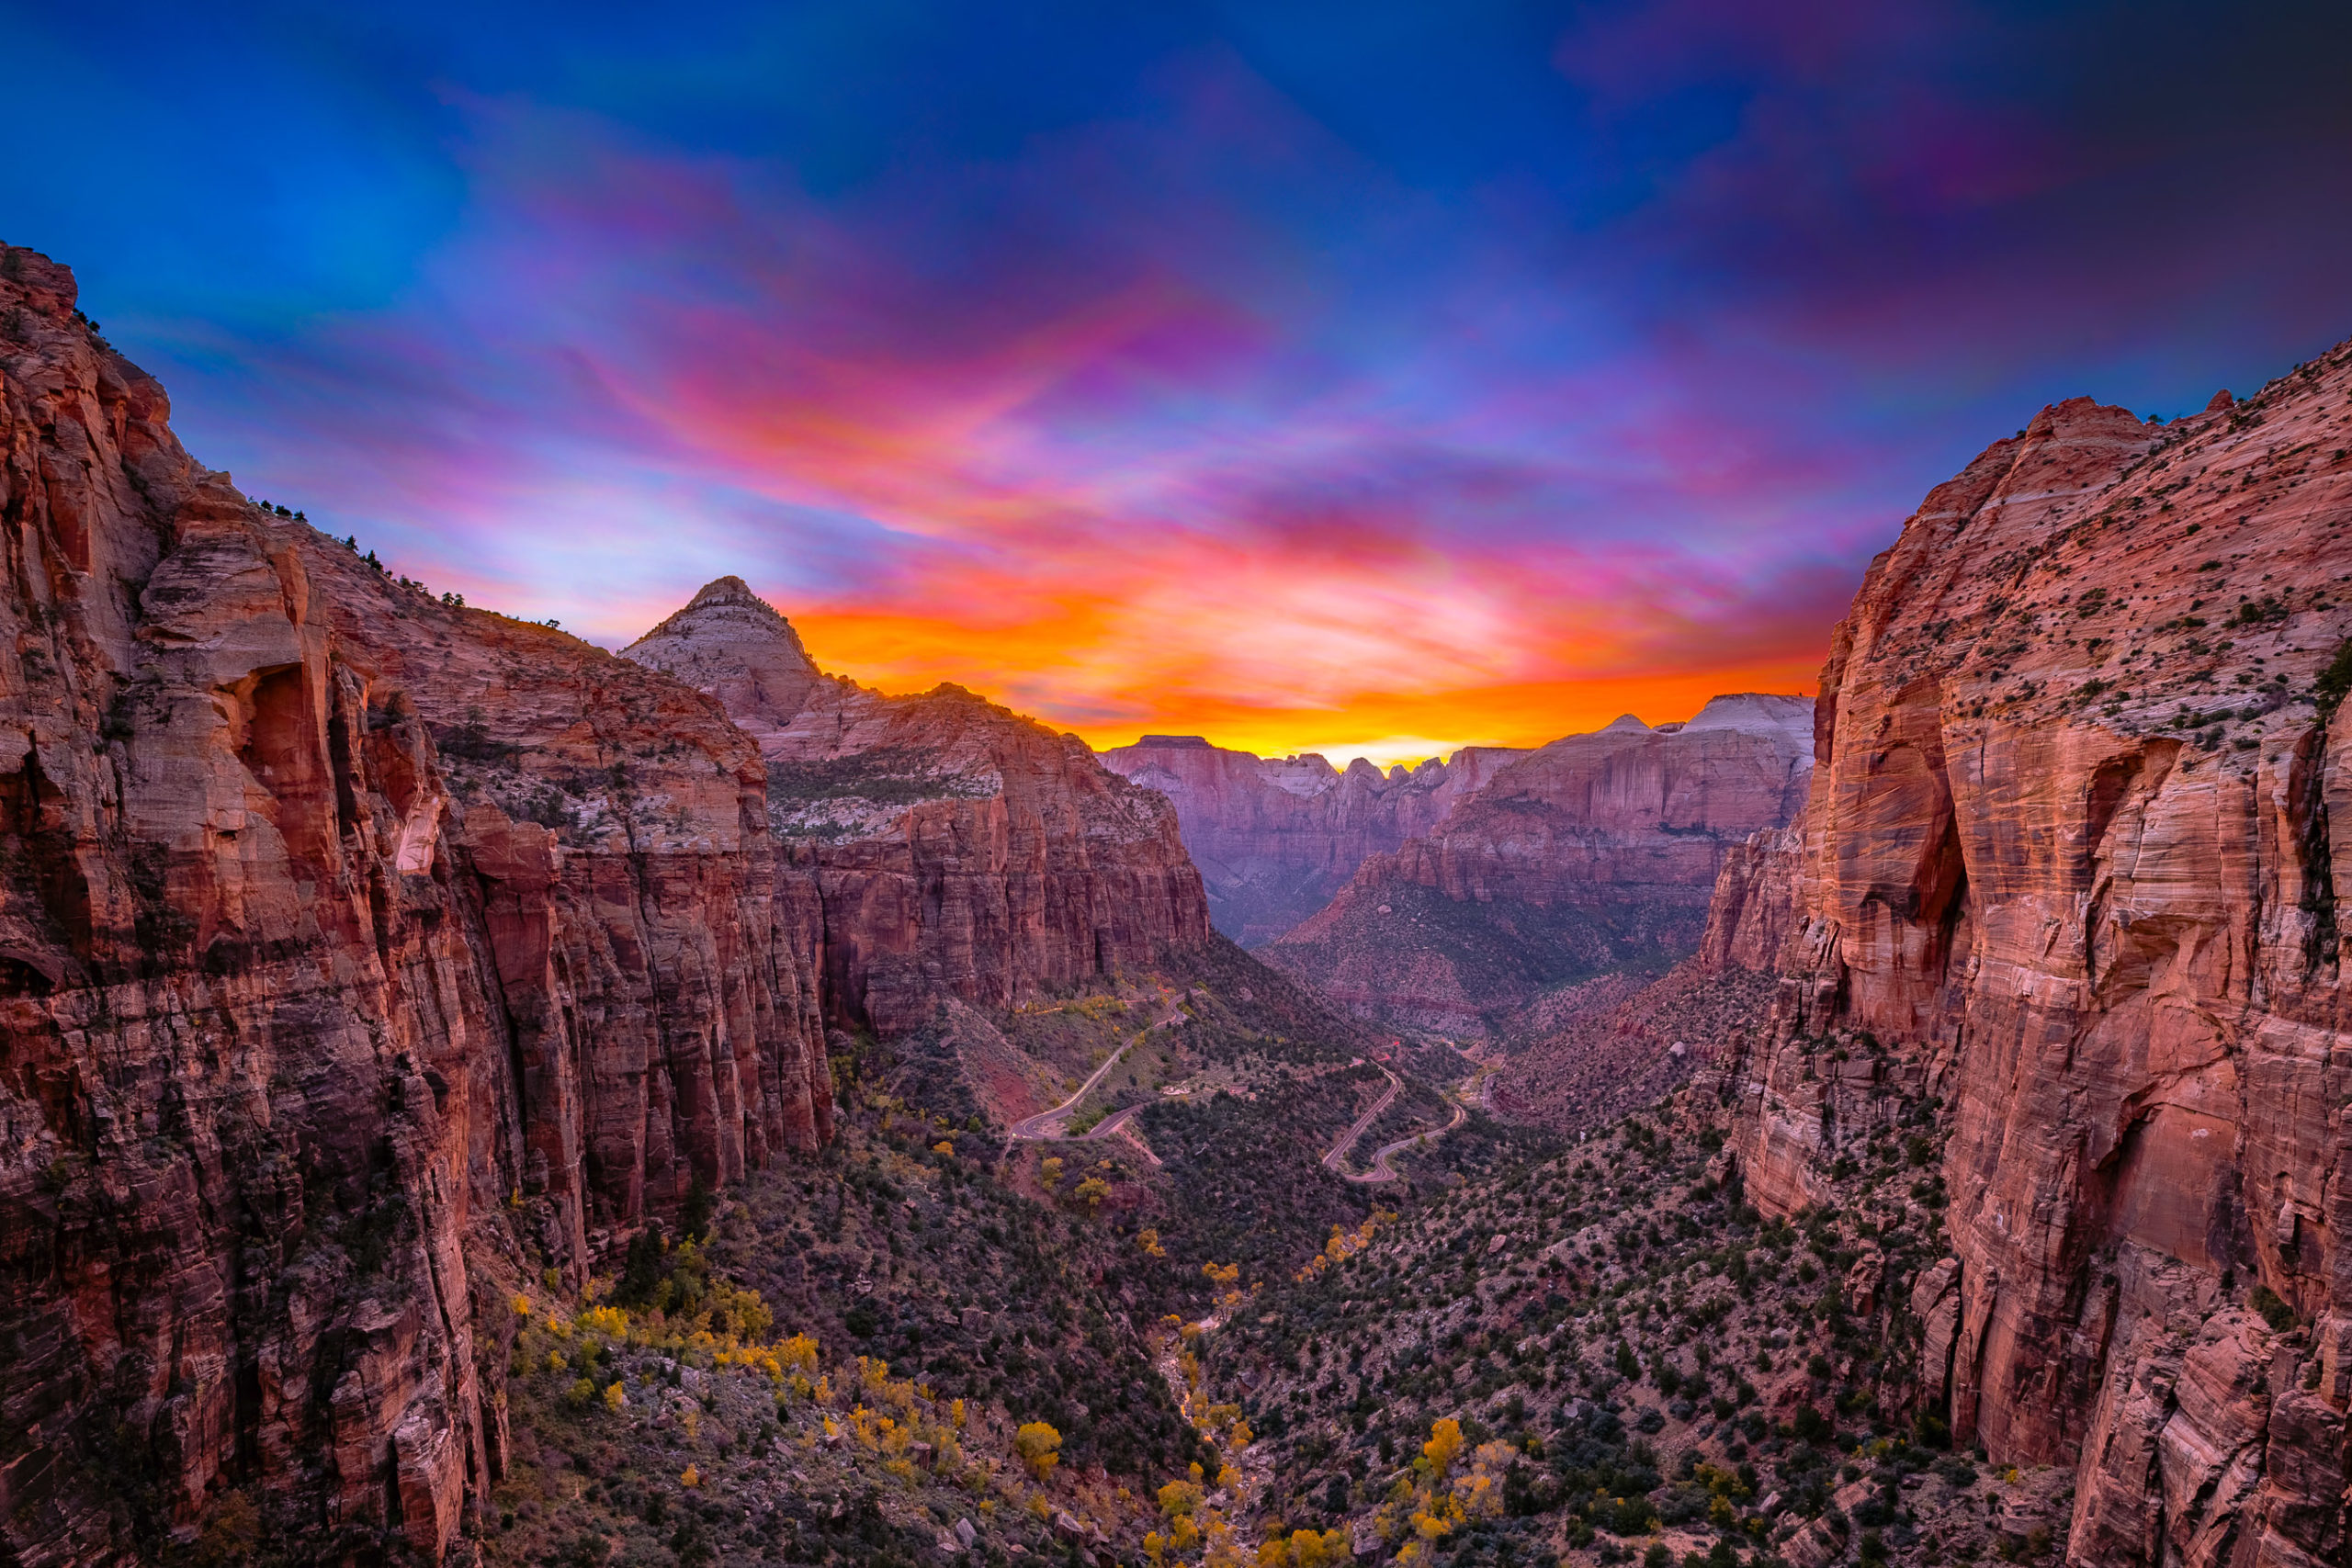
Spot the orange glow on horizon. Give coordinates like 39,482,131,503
789,603,1820,767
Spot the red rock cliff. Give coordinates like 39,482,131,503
1262,698,1814,1035
1709,351,2352,1568
0,248,830,1565
626,580,1212,1036
1098,735,1522,943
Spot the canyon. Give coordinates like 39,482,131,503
0,243,848,1565
5,225,2351,1568
1260,696,1815,1037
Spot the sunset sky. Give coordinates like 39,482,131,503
8,2,2350,763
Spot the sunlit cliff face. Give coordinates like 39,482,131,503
12,1,2348,761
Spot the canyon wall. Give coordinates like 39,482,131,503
626,580,1213,1037
0,248,831,1565
1710,352,2352,1568
1098,734,1522,943
1261,697,1814,1036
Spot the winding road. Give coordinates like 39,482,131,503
1346,1095,1468,1182
1057,1102,1163,1165
1002,1015,1476,1184
1004,1008,1180,1145
1320,1065,1474,1184
1319,1066,1402,1173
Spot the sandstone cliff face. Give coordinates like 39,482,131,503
1098,735,1523,943
1261,697,1814,1035
1709,351,2352,1568
0,249,830,1565
625,580,1212,1036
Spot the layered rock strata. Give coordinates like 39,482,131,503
626,580,1212,1036
1098,735,1522,943
1262,696,1814,1035
1708,352,2352,1568
0,248,830,1564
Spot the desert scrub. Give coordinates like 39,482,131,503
764,745,994,807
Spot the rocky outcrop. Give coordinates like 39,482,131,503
0,248,830,1565
1098,736,1522,943
1708,344,2352,1567
1698,825,1806,972
625,582,1212,1036
1261,696,1814,1035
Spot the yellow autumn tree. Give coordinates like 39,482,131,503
1419,1417,1464,1482
1385,1417,1480,1562
1257,1529,1350,1568
1015,1421,1062,1480
1451,1439,1520,1520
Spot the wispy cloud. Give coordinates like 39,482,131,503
14,0,2347,763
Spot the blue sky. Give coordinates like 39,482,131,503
6,0,2348,759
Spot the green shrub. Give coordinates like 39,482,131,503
2249,1284,2298,1332
1607,1496,1658,1536
682,1174,715,1242
2316,640,2352,719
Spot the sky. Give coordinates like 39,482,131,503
6,3,2350,765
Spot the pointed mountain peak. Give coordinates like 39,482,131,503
683,575,777,613
623,576,821,727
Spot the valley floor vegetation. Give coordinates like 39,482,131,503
469,963,2041,1568
1186,1039,2076,1568
467,948,1510,1568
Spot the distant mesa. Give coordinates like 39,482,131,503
1679,691,1813,735
1102,695,1814,955
1256,695,1815,1035
1101,731,1527,944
